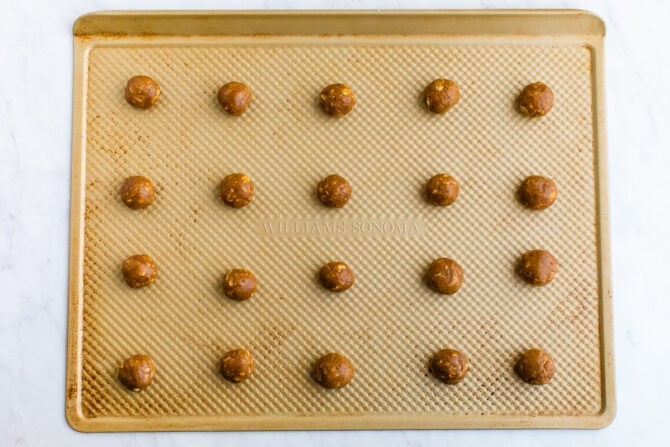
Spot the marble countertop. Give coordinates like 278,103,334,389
1,0,668,445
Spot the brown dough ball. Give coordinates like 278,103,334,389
217,82,252,116
319,84,356,116
517,82,554,117
425,174,459,206
219,348,254,383
316,174,352,208
120,176,155,209
429,349,469,384
122,254,158,288
222,269,258,301
219,173,254,208
518,175,557,210
125,75,160,109
319,262,355,292
517,250,558,286
118,354,155,391
424,258,464,295
423,79,460,114
312,353,355,389
515,348,556,385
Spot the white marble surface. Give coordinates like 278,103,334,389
1,0,669,445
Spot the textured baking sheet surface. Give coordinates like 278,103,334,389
77,37,603,425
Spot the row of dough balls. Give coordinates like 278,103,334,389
117,347,556,393
122,248,558,300
120,172,558,211
125,75,555,118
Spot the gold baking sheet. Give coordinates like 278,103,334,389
66,10,613,431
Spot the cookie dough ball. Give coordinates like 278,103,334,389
423,79,460,114
316,174,352,208
122,254,158,288
120,176,155,209
515,348,556,385
125,75,160,109
118,354,155,391
222,269,257,301
429,349,469,384
217,82,252,116
319,83,356,116
517,250,558,285
517,82,554,117
219,173,254,208
424,258,464,295
518,175,557,210
312,353,355,389
425,174,459,206
220,348,254,383
319,262,355,292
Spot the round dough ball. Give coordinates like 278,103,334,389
517,82,554,117
316,174,352,208
517,250,558,285
423,78,460,114
125,75,160,109
219,173,254,208
424,258,464,295
319,261,355,292
120,176,155,209
220,348,254,383
515,348,556,385
222,269,258,301
217,82,252,116
425,174,459,206
319,83,356,116
312,353,355,389
118,354,155,391
122,254,158,288
429,349,469,384
518,175,557,210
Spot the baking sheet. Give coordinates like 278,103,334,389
66,10,613,431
